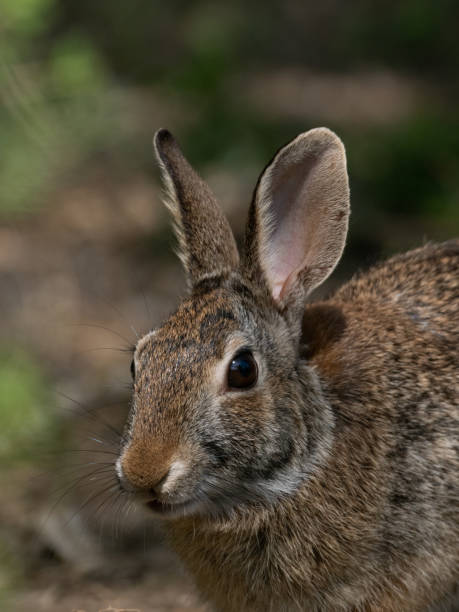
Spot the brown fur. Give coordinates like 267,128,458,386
154,129,239,286
117,129,459,611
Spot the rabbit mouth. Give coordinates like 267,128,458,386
145,498,197,518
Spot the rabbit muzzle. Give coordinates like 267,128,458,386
117,437,202,517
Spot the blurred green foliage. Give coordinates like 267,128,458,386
1,0,458,234
0,348,54,598
0,349,55,463
0,0,114,213
350,115,459,218
2,0,54,37
0,346,56,603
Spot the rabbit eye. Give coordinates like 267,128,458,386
227,351,258,390
130,359,136,380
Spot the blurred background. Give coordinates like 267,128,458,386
1,1,458,610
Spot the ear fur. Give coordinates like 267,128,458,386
154,129,239,286
243,128,350,310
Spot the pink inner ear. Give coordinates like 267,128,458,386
252,128,349,305
263,157,318,299
259,139,349,303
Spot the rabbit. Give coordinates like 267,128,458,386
116,127,459,612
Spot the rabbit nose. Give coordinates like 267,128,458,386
118,459,171,496
117,441,175,495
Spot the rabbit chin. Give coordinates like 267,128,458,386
143,497,209,519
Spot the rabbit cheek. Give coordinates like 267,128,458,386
219,392,296,480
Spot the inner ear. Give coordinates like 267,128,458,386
245,128,350,306
263,154,319,300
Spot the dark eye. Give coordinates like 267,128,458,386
130,359,135,380
227,351,258,390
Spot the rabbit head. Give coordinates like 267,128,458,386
117,128,350,519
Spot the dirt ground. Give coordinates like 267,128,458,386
14,552,207,612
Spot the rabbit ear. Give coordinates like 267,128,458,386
154,129,239,286
243,128,349,309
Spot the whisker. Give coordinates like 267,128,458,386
45,401,122,449
68,323,135,348
94,487,120,538
63,481,119,527
141,289,153,325
111,490,125,540
49,465,115,498
92,484,124,528
47,448,120,457
56,391,123,441
91,296,141,341
51,460,115,474
88,435,114,447
43,467,114,527
120,382,135,391
73,346,135,356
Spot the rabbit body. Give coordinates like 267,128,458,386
118,128,459,611
167,242,459,612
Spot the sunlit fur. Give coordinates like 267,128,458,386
118,128,459,611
